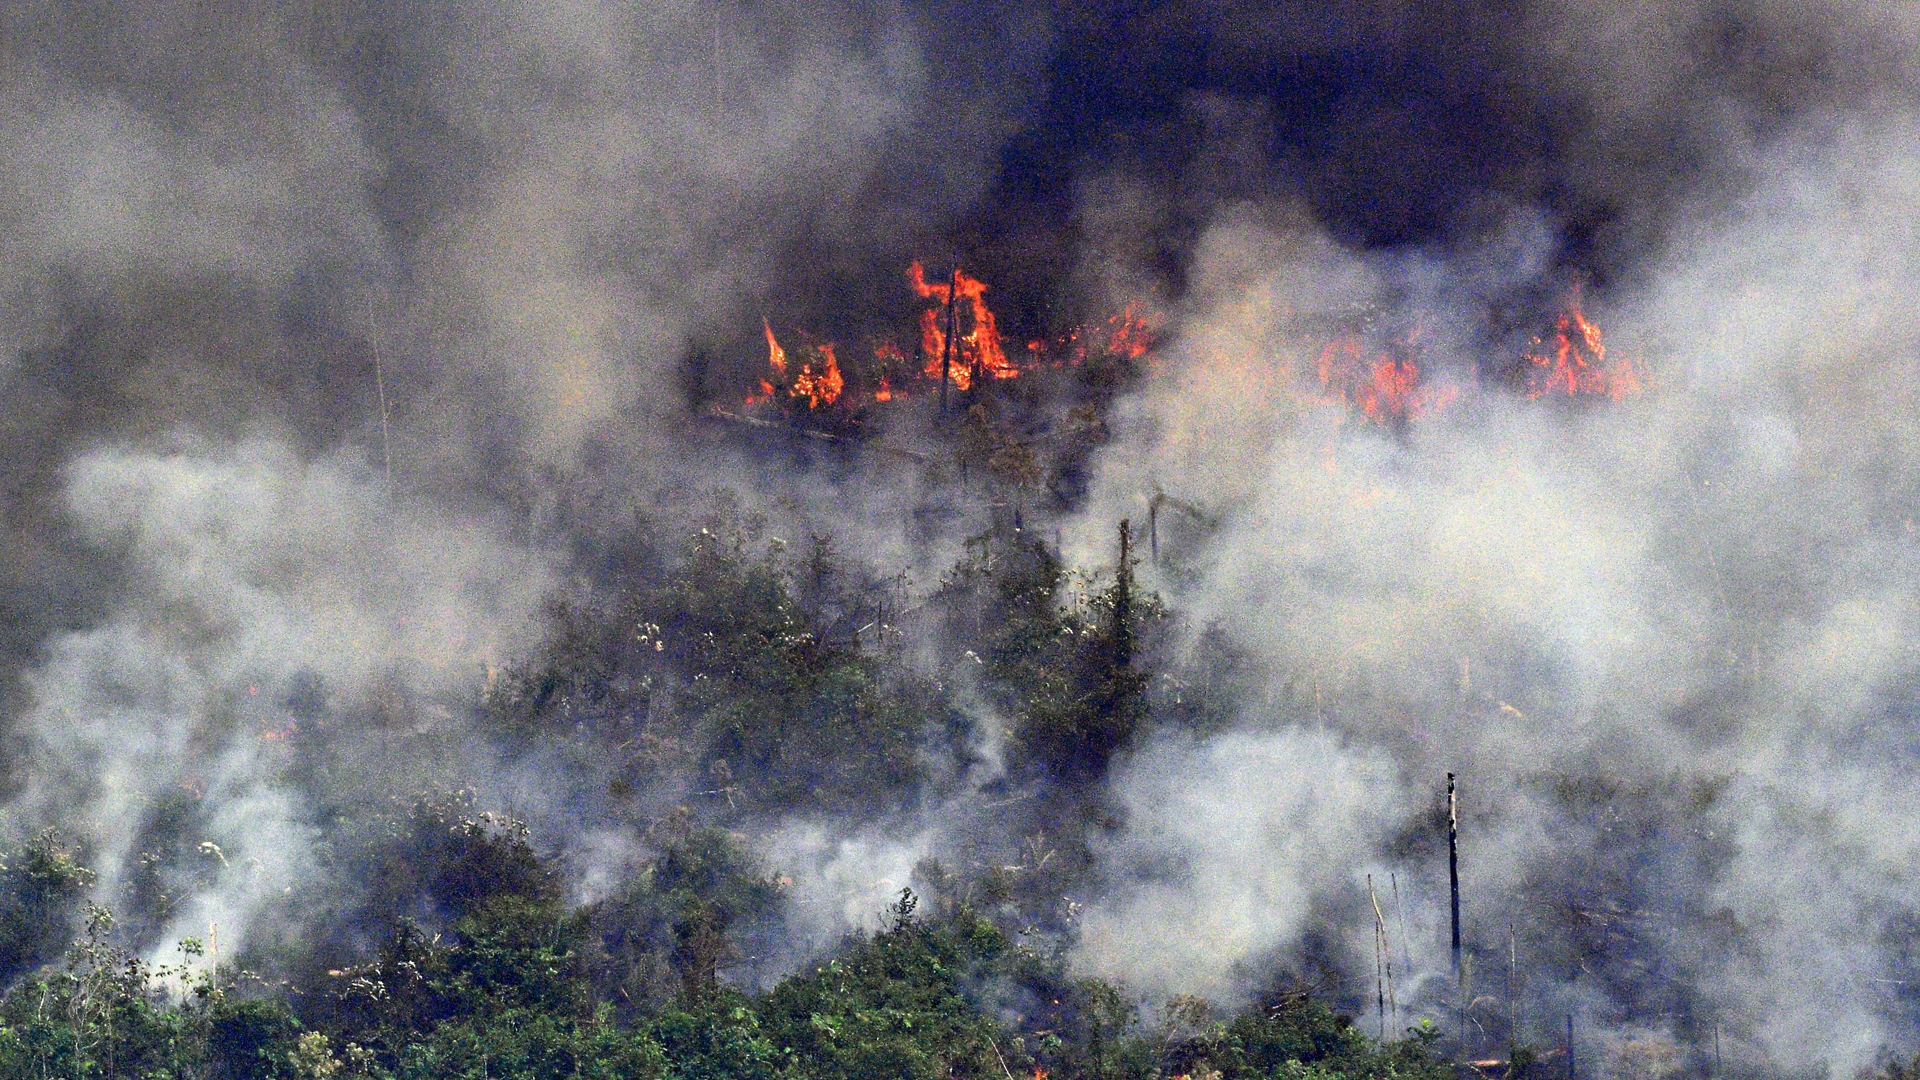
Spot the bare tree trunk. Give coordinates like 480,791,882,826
940,267,959,413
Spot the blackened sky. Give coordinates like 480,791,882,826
956,0,1907,307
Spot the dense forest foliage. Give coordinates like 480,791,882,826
0,475,1468,1079
0,833,1450,1080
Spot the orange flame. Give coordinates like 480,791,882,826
1523,292,1642,400
908,262,952,372
789,341,844,409
745,318,787,404
1033,1069,1048,1080
1104,303,1154,360
908,261,1015,390
763,317,787,376
749,321,842,408
743,269,1158,408
1317,338,1456,422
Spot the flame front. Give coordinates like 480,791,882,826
735,263,1651,423
744,263,1162,409
1524,291,1642,400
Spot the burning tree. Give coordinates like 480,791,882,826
909,261,1016,392
1522,289,1643,401
737,260,1161,423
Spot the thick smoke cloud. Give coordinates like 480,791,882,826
0,0,1024,965
2,0,1918,1075
16,437,554,959
1062,102,1920,1075
1075,730,1410,1003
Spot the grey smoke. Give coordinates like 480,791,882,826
14,436,554,962
0,0,950,969
0,1,1918,1075
1061,105,1920,1073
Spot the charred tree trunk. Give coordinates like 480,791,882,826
1449,772,1461,975
1450,772,1464,1054
940,267,959,413
1114,519,1133,669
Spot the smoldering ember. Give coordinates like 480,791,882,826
2,2,1919,1078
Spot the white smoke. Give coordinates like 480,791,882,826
14,436,554,963
3,2,1920,1074
1062,111,1920,1072
0,0,994,967
759,819,935,945
1075,729,1410,1002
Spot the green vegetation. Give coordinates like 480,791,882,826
0,500,1448,1078
485,505,946,819
0,871,1449,1079
0,830,94,984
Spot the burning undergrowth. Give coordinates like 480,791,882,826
739,262,1161,430
1059,121,1920,1075
728,257,1647,469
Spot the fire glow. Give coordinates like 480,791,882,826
1316,338,1457,423
746,262,1158,410
1523,291,1643,401
1103,303,1153,361
1310,294,1644,425
752,318,845,409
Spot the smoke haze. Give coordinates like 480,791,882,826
4,1,1920,1076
